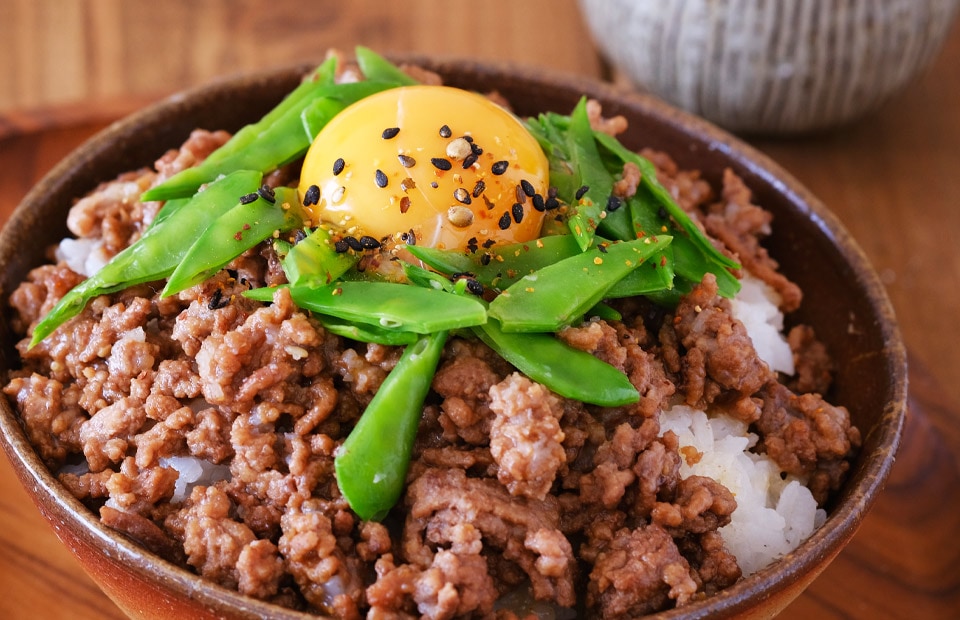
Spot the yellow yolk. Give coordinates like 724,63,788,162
298,85,549,250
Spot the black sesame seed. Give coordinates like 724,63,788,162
333,157,345,176
431,181,439,189
498,211,512,230
512,203,524,224
462,135,474,143
293,228,308,244
398,154,416,168
532,193,545,211
472,180,486,198
431,157,452,171
547,186,558,199
454,188,471,205
344,236,363,251
239,192,259,205
480,253,492,266
598,243,609,253
257,184,276,204
482,238,496,248
303,184,321,206
657,206,668,219
439,125,452,138
381,127,400,139
462,153,478,169
208,288,228,310
575,185,590,200
520,179,536,197
607,195,622,211
359,235,381,250
375,169,388,188
334,240,350,253
491,160,509,175
466,279,484,296
470,142,483,156
545,196,560,210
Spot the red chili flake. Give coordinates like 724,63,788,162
234,231,243,241
399,196,411,214
660,254,668,267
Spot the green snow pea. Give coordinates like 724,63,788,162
163,186,305,296
142,78,404,202
30,170,262,346
474,319,639,407
487,235,672,332
334,330,448,521
282,226,359,287
317,314,420,346
287,280,487,333
355,45,419,86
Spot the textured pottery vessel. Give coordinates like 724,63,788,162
579,0,960,134
0,58,906,618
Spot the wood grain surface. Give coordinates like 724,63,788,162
1,2,958,619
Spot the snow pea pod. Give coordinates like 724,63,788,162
287,281,487,333
315,314,419,346
474,319,639,407
282,226,358,287
141,79,403,202
163,186,305,296
30,170,262,346
334,330,447,521
488,235,672,332
355,45,419,86
406,234,583,291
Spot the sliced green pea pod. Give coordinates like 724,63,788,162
474,319,639,407
163,186,305,296
288,280,487,333
30,170,263,346
335,330,448,521
282,226,359,287
355,45,419,86
488,235,672,332
316,314,419,346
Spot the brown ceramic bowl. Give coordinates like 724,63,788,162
0,57,906,619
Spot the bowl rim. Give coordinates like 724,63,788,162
0,55,907,619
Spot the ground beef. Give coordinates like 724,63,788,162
2,92,860,619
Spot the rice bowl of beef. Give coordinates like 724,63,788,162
0,53,905,619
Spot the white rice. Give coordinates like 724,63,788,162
159,455,231,503
55,236,109,278
658,275,824,575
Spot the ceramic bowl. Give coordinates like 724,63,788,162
0,57,906,619
578,0,960,134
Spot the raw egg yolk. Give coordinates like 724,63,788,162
298,85,549,250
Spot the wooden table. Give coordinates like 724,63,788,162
1,2,958,618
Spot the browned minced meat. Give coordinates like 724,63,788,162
3,94,858,619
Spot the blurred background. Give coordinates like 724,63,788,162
1,1,959,618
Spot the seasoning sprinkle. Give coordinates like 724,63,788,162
532,193,545,212
480,253,492,266
466,279,484,296
453,188,471,205
400,178,417,192
399,196,411,214
515,185,526,204
375,169,389,188
303,184,321,206
545,196,560,210
397,154,416,168
498,211,512,230
462,152,478,169
333,157,345,176
208,288,228,310
344,236,364,251
447,206,474,228
472,180,486,198
359,235,381,250
470,141,483,156
381,127,400,139
334,240,350,253
257,184,276,204
607,195,622,211
446,137,473,160
439,124,452,138
239,192,258,205
520,179,536,197
511,203,524,223
491,160,509,175
575,185,590,200
431,157,452,171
